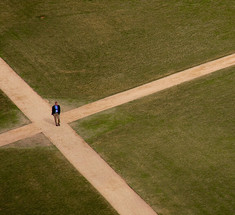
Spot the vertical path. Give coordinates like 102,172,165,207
0,58,157,215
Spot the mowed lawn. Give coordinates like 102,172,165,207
0,90,29,133
0,134,118,215
71,67,235,215
1,0,234,106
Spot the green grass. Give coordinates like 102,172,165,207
71,67,235,215
0,134,118,215
1,0,234,106
0,90,29,133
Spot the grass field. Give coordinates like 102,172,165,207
0,90,29,133
72,67,235,215
1,1,235,214
1,0,234,106
0,134,118,215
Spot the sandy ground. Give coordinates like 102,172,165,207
0,123,41,147
0,58,157,215
0,53,235,215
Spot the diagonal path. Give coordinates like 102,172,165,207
0,53,235,214
0,58,157,215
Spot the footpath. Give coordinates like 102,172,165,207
0,53,235,215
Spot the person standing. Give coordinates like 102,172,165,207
52,101,61,126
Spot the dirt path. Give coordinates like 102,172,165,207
63,54,235,123
1,54,235,145
0,53,235,215
0,58,157,215
0,123,41,147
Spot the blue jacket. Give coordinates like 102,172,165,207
52,105,61,115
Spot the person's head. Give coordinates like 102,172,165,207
55,101,58,105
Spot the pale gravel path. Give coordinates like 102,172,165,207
63,53,235,123
0,123,41,147
0,58,157,215
1,53,235,214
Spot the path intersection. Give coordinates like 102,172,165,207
0,54,235,215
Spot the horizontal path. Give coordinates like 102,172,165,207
63,53,235,123
0,58,157,215
0,123,41,147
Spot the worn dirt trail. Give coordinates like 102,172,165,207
0,53,235,215
0,123,41,147
63,54,235,123
0,58,157,215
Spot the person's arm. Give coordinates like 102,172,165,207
58,105,61,114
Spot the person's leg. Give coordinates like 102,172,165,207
53,113,58,126
53,114,57,125
58,114,60,126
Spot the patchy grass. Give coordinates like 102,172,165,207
72,67,235,215
0,90,29,134
2,132,52,148
0,0,234,105
0,134,118,215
